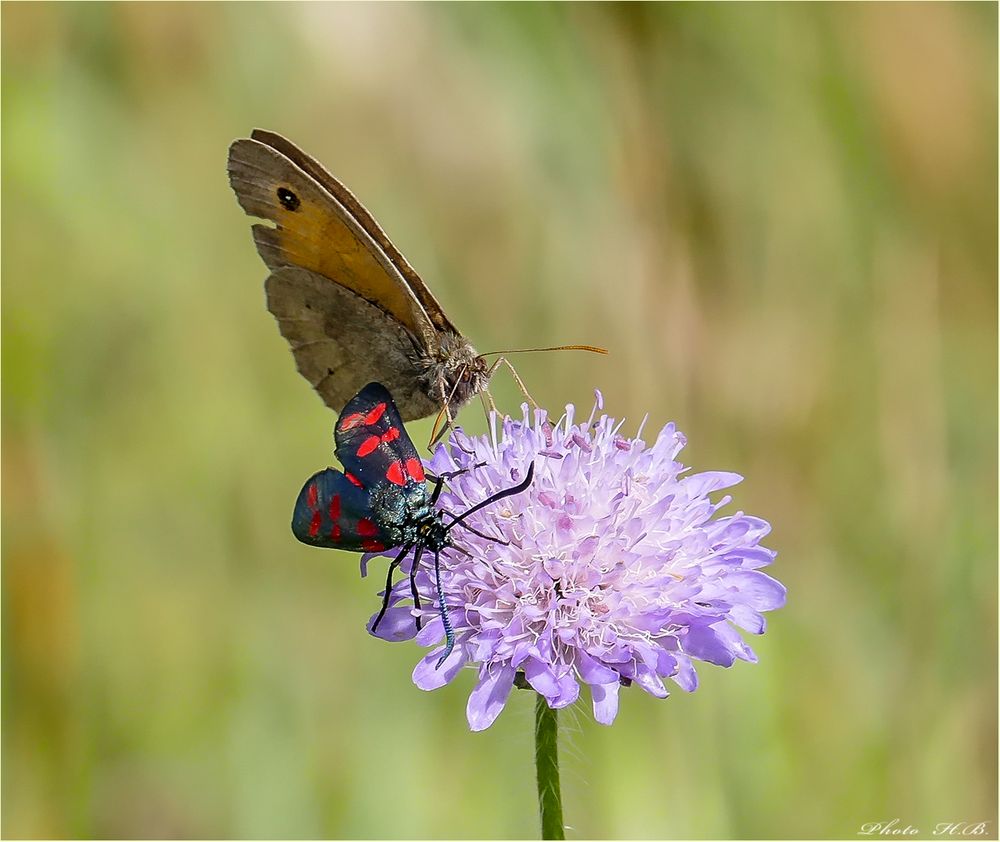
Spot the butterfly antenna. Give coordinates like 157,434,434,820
479,344,608,357
445,462,535,534
433,550,456,669
371,544,413,634
409,545,424,631
479,347,607,414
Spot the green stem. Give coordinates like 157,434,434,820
534,693,565,840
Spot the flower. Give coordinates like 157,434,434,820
363,391,786,731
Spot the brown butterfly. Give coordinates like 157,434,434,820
227,129,604,432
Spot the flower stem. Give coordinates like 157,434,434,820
534,693,565,840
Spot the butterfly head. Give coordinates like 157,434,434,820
424,331,491,411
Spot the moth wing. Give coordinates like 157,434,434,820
227,134,438,350
248,129,462,338
334,383,427,489
266,266,439,421
291,468,393,552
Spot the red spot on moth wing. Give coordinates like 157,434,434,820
364,403,387,425
329,494,340,520
362,539,386,552
357,518,378,537
307,483,318,508
330,523,342,541
386,461,406,486
345,472,363,487
339,412,367,431
405,458,425,482
356,435,380,458
309,510,322,538
380,427,400,444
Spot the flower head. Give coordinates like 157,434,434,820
363,391,785,731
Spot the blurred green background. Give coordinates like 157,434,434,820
2,3,996,839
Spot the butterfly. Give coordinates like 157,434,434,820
291,381,534,666
227,129,604,437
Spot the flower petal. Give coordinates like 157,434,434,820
670,654,699,692
413,644,467,690
576,650,619,685
679,471,743,498
728,602,766,634
591,681,620,725
723,571,787,612
466,664,516,731
367,607,418,641
683,622,758,666
524,658,580,708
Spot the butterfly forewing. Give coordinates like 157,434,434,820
291,468,392,552
227,136,434,347
334,382,427,490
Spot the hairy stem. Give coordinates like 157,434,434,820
534,693,565,840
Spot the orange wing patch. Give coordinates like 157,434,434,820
227,138,433,347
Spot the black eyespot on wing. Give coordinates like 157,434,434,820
277,187,300,211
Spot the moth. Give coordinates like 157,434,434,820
227,129,603,435
292,381,534,666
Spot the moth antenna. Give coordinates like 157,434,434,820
445,462,535,534
479,344,608,357
433,550,456,669
441,509,510,545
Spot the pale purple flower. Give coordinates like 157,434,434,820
363,391,785,731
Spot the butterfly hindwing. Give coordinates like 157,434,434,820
291,468,392,552
265,266,441,421
333,382,426,490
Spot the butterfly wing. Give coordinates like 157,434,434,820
227,133,437,348
291,467,393,552
333,382,427,489
228,130,486,421
266,266,440,421
248,129,462,337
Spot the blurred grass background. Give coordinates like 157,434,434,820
2,3,996,839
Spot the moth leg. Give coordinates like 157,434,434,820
371,544,413,633
428,474,446,506
409,545,424,631
425,462,487,494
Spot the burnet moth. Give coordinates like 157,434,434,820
291,382,534,667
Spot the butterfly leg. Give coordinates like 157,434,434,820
408,545,424,631
433,550,456,669
371,543,413,634
427,369,468,448
486,356,539,411
480,388,498,415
